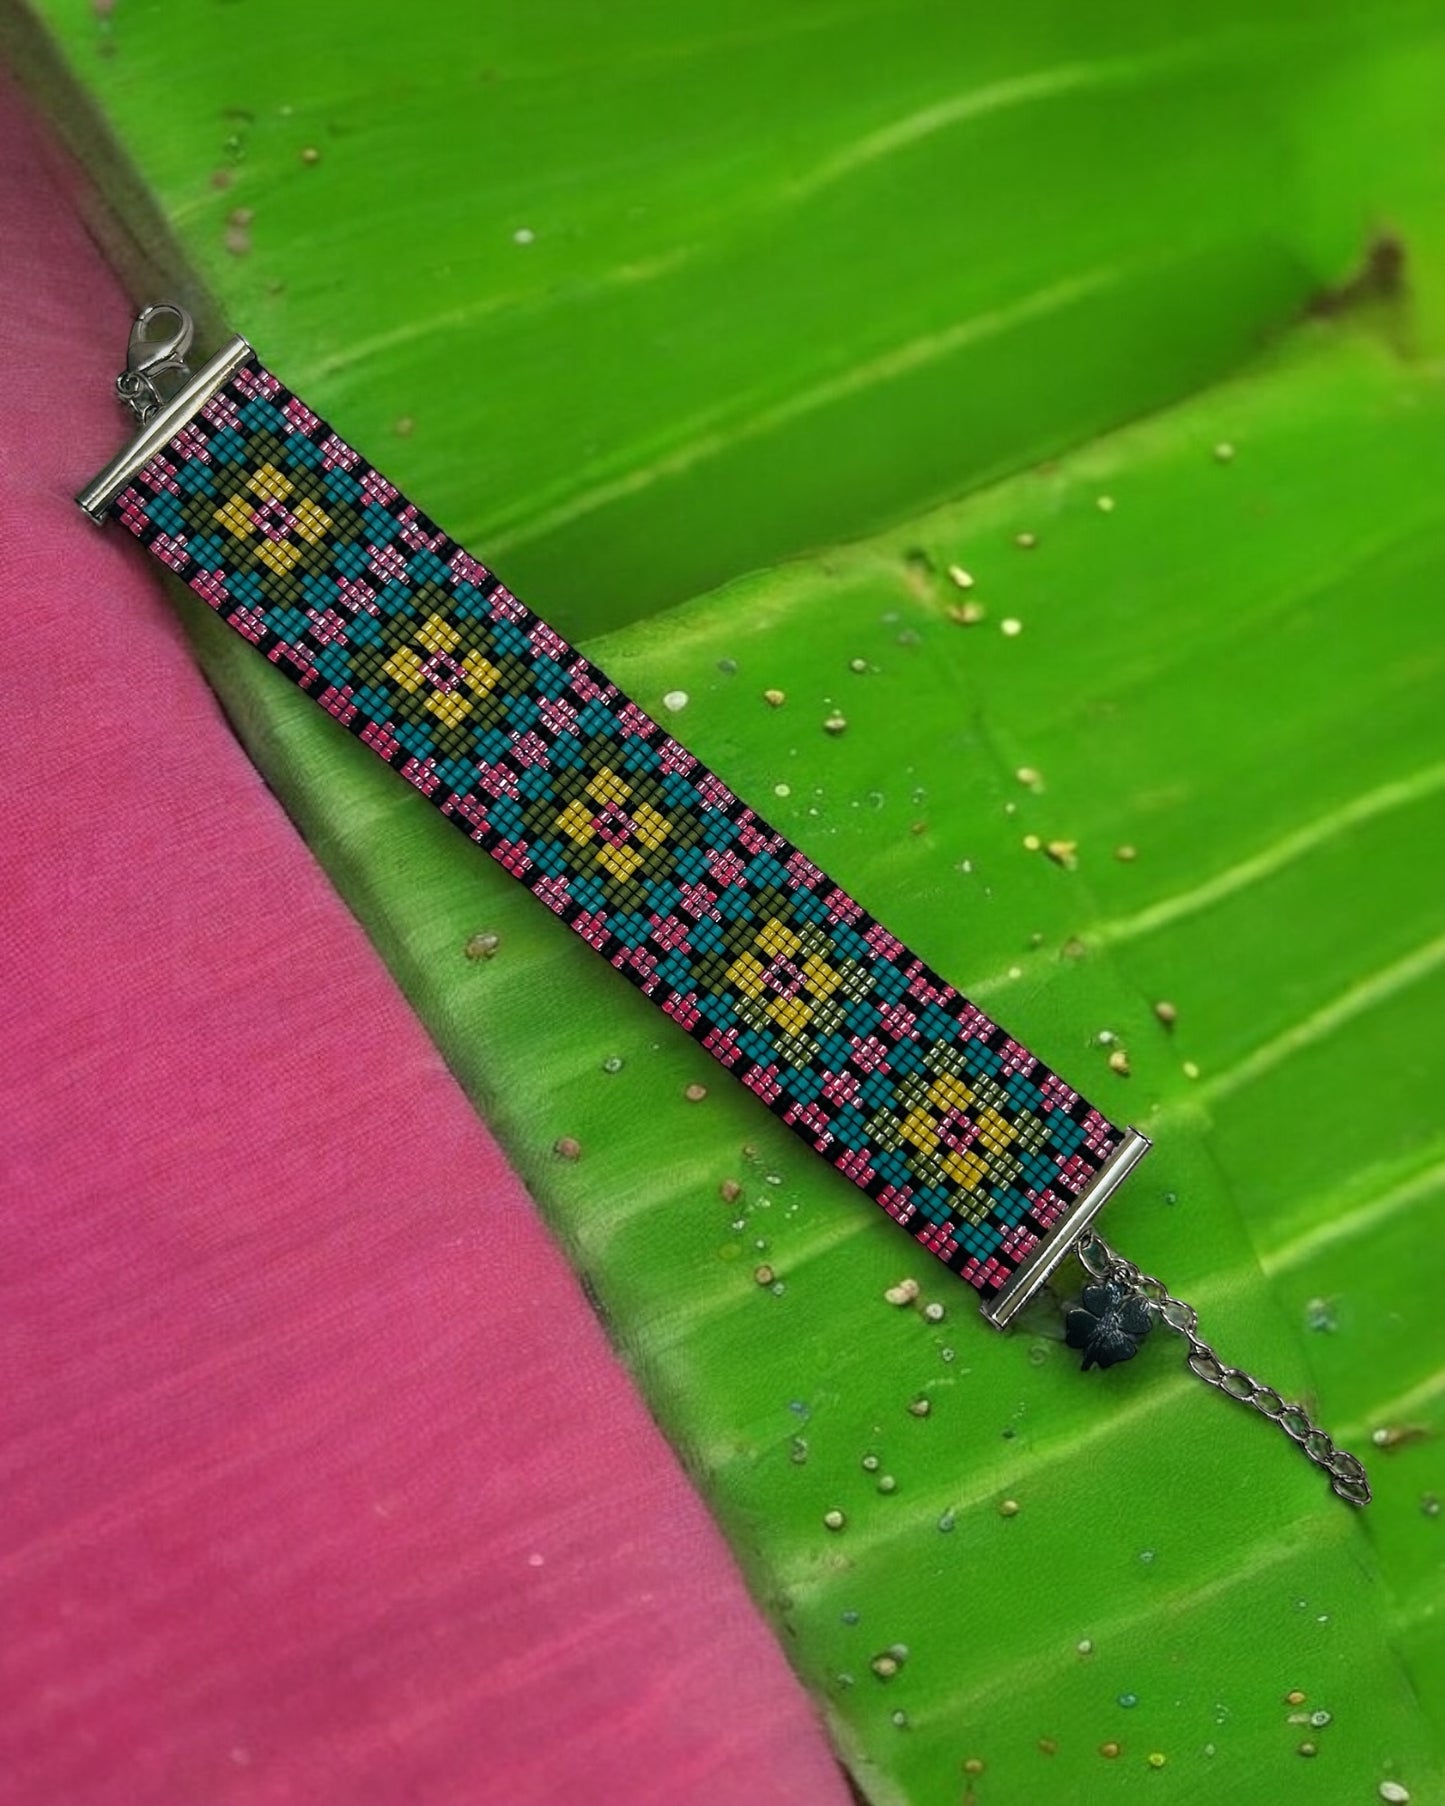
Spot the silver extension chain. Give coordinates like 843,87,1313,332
1077,1230,1372,1507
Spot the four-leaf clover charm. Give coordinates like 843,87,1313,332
1065,1279,1154,1370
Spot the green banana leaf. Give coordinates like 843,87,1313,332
12,1,1445,1799
12,0,1445,633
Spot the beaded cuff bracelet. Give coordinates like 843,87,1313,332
79,304,1371,1506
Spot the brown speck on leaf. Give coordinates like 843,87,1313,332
1370,1423,1432,1451
1114,843,1138,863
1099,1743,1121,1760
947,599,987,626
210,168,234,190
1044,839,1079,871
684,1082,708,1102
1108,1049,1132,1077
223,207,253,256
464,931,501,960
1039,1738,1058,1756
909,819,928,835
997,1497,1020,1518
719,1179,743,1204
1154,1000,1178,1028
753,1263,775,1287
552,1135,582,1161
763,688,786,708
300,145,321,165
1308,233,1405,321
1285,1690,1308,1706
902,547,936,596
1298,1742,1318,1759
962,1757,985,1776
1061,935,1088,960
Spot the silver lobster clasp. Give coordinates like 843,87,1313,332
117,302,195,424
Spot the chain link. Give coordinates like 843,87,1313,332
1077,1231,1371,1507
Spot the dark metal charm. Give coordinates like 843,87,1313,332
1073,1230,1372,1506
1064,1279,1154,1370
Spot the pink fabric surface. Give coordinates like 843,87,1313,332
0,67,848,1806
